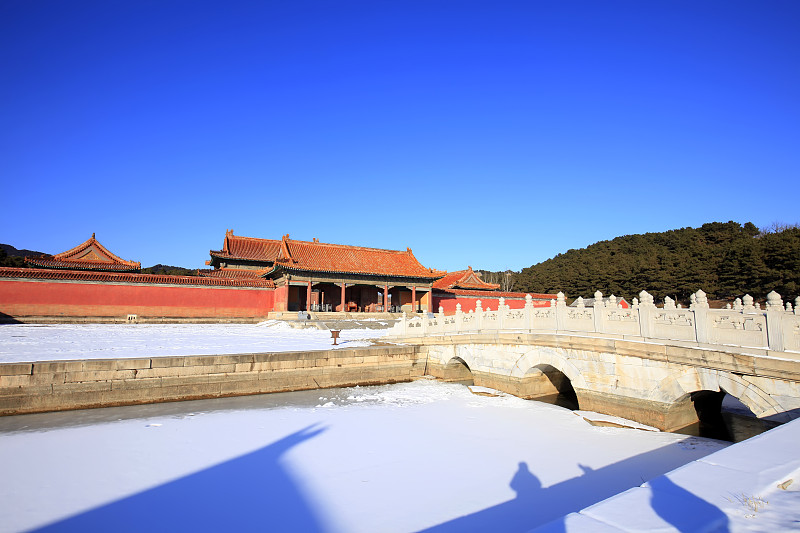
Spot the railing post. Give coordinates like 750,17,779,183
498,298,505,331
475,300,483,332
455,303,463,333
692,290,710,344
592,291,605,334
524,294,533,333
555,292,566,332
638,290,655,339
766,291,785,351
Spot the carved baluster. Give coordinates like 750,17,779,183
555,291,567,332
524,294,533,332
766,291,785,351
693,290,710,344
638,290,656,339
593,291,605,333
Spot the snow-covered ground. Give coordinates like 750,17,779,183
0,380,732,533
2,323,798,532
535,416,800,533
0,322,390,363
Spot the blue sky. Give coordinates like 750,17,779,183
2,1,798,272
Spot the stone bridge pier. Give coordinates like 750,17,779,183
418,333,800,431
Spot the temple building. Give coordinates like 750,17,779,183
25,233,141,272
204,230,443,313
0,234,274,321
0,231,557,322
432,266,555,313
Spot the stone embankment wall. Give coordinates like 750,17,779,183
0,346,424,416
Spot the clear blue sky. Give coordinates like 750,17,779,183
2,1,798,272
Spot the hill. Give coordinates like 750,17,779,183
0,243,47,268
501,222,800,302
141,264,198,276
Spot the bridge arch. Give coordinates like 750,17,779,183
649,367,782,419
510,347,587,389
442,355,475,384
509,347,587,409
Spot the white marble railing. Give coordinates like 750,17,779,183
390,290,800,353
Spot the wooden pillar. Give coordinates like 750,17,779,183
412,286,417,313
306,280,312,311
341,283,346,312
384,283,388,311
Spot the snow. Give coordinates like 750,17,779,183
0,322,390,362
1,324,798,531
0,380,731,533
536,417,800,532
573,410,659,432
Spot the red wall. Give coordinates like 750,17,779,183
433,294,553,315
0,279,274,319
272,284,289,312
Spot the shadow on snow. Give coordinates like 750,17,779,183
34,424,328,533
419,444,730,533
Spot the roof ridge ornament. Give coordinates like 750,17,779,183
279,234,296,263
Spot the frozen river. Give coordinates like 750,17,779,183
0,380,728,533
2,322,798,531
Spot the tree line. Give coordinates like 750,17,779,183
481,222,800,304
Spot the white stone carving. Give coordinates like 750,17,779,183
767,291,783,310
388,287,799,354
567,309,592,320
694,290,709,308
639,290,655,307
654,312,693,327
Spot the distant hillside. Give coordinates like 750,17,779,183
141,264,198,276
1,243,46,258
505,222,800,302
0,243,47,268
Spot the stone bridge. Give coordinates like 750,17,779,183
390,290,800,431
